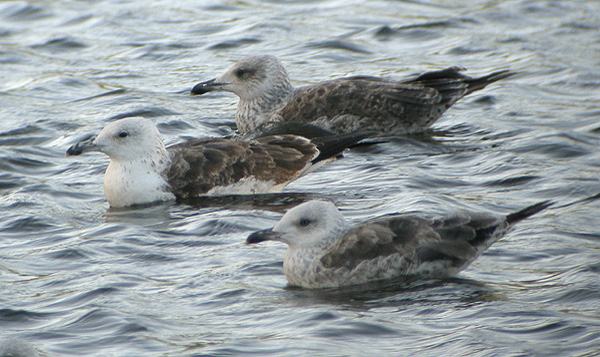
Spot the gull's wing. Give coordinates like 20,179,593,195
164,135,320,198
320,206,538,276
321,201,553,275
276,67,513,134
276,78,443,131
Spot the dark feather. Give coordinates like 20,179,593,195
251,122,337,139
506,200,553,224
320,201,549,275
164,134,362,198
321,215,437,269
279,79,440,126
310,131,374,163
403,66,515,109
165,136,317,198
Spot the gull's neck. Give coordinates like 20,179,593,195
283,220,351,287
103,150,174,207
236,79,294,134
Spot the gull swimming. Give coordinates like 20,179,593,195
246,200,551,289
66,117,368,208
191,55,514,136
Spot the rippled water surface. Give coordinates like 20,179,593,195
1,0,600,355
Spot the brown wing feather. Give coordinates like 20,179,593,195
165,136,318,198
320,211,508,274
275,67,513,135
320,215,440,270
253,135,319,175
277,79,442,130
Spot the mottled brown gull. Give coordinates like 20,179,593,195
66,117,367,208
246,200,551,289
191,55,514,136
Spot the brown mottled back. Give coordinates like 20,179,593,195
165,135,318,198
275,67,513,135
320,211,509,274
278,78,442,133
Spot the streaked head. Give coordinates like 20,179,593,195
191,55,291,101
246,200,349,249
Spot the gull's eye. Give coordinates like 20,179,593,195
118,131,129,138
299,218,312,227
235,68,248,78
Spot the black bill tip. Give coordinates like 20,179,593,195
191,78,217,95
246,229,276,245
66,144,83,156
65,134,96,157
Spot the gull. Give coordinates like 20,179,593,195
246,199,551,289
191,55,513,136
66,117,368,208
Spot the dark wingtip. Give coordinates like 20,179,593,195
413,66,468,81
190,78,217,95
466,69,516,94
486,69,517,83
506,200,553,225
312,131,375,164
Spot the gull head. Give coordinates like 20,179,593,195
66,117,173,208
246,200,349,249
66,117,167,163
191,55,292,101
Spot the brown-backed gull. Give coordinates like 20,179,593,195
246,199,551,289
191,55,514,136
66,117,368,208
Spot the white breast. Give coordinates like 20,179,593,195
104,159,175,207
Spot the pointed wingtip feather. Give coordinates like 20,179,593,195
466,69,516,94
506,200,553,225
311,131,375,163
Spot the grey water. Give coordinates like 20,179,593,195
1,0,599,355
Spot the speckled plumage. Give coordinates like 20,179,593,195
66,117,365,207
246,200,551,289
192,55,514,136
166,135,326,198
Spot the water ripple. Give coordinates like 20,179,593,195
1,0,599,355
304,39,373,54
0,2,49,21
30,36,88,53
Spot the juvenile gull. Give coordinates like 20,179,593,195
191,55,514,136
66,117,367,208
246,200,551,289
